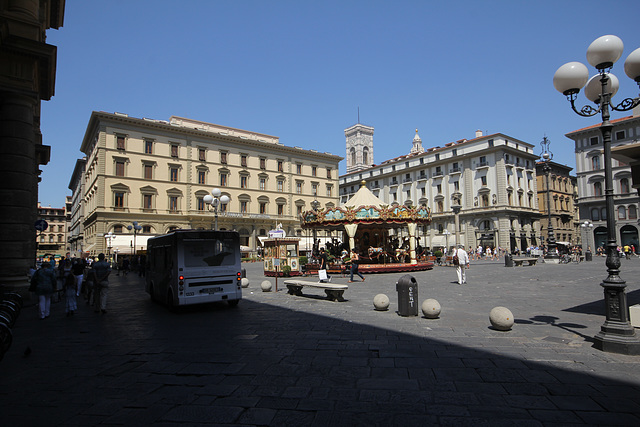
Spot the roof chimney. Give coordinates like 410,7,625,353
475,130,483,138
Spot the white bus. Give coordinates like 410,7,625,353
145,230,242,308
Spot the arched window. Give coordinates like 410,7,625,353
621,178,630,194
601,207,607,220
618,206,627,220
594,181,602,196
629,205,637,220
350,147,356,165
591,207,600,221
363,147,369,164
591,155,600,170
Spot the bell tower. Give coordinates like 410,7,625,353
345,123,374,174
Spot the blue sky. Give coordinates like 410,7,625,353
39,0,640,207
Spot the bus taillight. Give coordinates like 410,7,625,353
179,276,184,291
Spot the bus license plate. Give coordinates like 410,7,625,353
202,287,223,294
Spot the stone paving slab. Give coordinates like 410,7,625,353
1,257,640,425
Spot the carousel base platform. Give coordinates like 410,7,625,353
358,261,434,274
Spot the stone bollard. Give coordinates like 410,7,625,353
260,280,272,292
421,299,441,319
241,278,250,288
373,294,390,311
489,306,514,331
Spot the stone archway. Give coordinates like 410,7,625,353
620,224,639,248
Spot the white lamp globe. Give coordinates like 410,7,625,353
220,195,230,204
553,62,589,94
203,194,213,204
624,47,640,82
587,35,624,69
584,72,619,103
211,188,222,198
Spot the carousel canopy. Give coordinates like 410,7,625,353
301,181,431,229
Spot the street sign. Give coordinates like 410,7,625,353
35,219,48,231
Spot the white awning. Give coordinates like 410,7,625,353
430,236,446,247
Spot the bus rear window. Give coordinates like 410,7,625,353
183,238,237,267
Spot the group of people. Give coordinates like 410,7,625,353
30,253,112,320
318,247,365,283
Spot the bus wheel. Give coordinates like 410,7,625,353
228,300,239,308
167,290,176,311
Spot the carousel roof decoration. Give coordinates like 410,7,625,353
301,181,431,228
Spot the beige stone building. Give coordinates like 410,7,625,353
535,161,579,247
78,111,342,256
36,202,68,259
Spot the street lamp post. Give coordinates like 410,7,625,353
310,199,320,258
581,220,594,261
554,34,640,354
127,222,142,256
105,231,115,257
203,188,230,231
443,229,451,252
540,137,559,263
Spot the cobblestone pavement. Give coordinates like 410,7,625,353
1,257,640,426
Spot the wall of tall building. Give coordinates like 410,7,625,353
74,112,342,256
340,131,541,253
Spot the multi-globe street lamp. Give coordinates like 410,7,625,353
553,34,640,354
127,221,142,256
203,188,230,231
105,231,115,256
540,136,559,263
581,220,594,261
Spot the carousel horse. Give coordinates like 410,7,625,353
395,248,409,263
368,247,385,261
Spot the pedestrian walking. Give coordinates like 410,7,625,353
319,247,330,283
72,258,85,298
348,248,365,283
30,260,57,319
64,271,78,316
91,253,111,314
453,245,470,285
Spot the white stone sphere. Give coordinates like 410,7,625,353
421,299,441,319
489,306,514,331
260,280,272,292
373,294,390,311
241,278,250,288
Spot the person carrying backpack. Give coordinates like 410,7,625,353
30,260,58,319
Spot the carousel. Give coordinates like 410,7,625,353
301,181,434,274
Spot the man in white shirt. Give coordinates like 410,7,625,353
454,245,470,285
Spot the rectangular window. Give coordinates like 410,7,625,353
454,181,459,191
241,155,248,167
169,196,178,212
199,148,206,161
198,170,206,185
296,181,302,194
170,144,178,158
278,160,284,172
615,130,625,140
481,176,487,186
116,136,125,150
277,180,284,192
220,173,227,187
114,192,124,208
144,140,153,154
114,225,123,233
312,184,318,196
197,197,205,211
240,201,247,214
221,152,227,164
115,161,125,177
143,194,153,209
170,167,178,182
278,205,284,216
327,168,332,179
327,185,332,197
144,164,153,180
260,202,267,214
260,178,266,191
312,166,317,176
297,205,303,216
260,158,266,169
241,175,248,188
297,164,302,174
590,136,599,146
436,184,442,194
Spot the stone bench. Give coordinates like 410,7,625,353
513,258,538,267
283,280,348,302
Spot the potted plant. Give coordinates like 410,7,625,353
434,250,443,265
